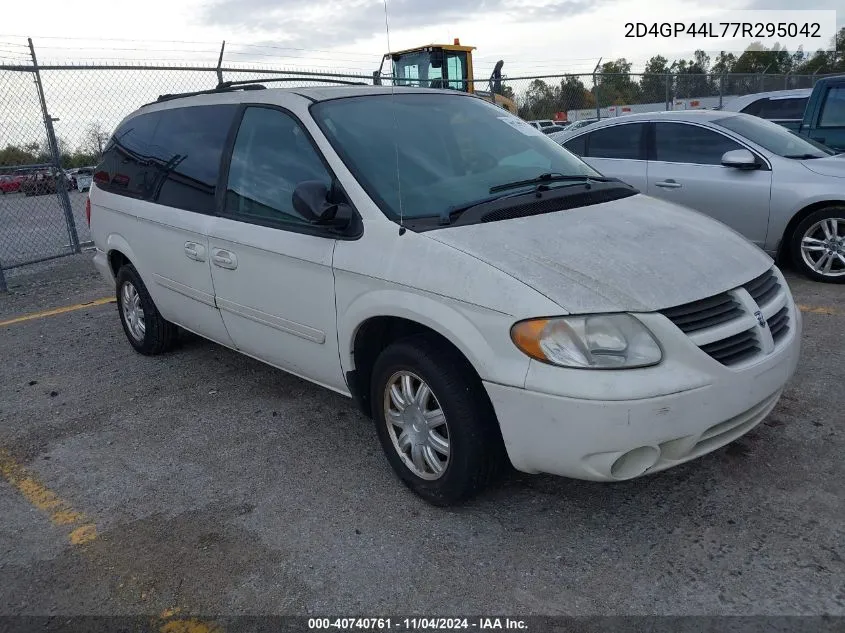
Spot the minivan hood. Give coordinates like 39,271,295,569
801,154,845,179
426,193,772,313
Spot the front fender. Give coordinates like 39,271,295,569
338,287,530,388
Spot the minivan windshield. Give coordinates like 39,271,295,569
311,93,600,221
713,114,834,158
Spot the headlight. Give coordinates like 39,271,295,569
510,314,662,369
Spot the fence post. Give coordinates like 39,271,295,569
0,262,7,294
759,63,772,91
592,58,602,120
784,70,792,89
28,38,80,255
719,73,725,109
216,40,226,86
664,73,671,110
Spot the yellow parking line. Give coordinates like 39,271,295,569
0,297,115,327
0,448,97,545
798,304,840,316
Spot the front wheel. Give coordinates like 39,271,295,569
791,207,845,283
370,335,506,505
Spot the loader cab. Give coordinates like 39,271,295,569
380,42,475,93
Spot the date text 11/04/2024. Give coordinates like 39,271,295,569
307,618,528,630
624,22,822,38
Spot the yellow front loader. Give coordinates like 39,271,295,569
373,39,518,115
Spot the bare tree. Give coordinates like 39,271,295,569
80,122,110,160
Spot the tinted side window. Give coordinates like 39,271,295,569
97,112,159,198
740,98,765,116
563,135,586,156
653,123,742,165
757,97,807,120
224,107,331,227
146,105,237,213
585,124,643,159
819,86,845,128
97,105,237,210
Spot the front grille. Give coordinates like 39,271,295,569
660,267,792,368
660,293,743,333
699,329,760,366
744,269,780,307
767,306,789,343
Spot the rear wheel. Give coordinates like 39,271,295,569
791,207,845,283
116,264,177,355
370,335,506,505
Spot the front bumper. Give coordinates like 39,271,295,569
485,291,802,481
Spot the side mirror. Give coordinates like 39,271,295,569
721,149,759,170
292,180,353,229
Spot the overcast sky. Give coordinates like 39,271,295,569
3,0,841,78
1,0,839,150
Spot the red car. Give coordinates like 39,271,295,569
0,174,24,194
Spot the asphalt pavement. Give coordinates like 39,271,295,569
0,254,843,620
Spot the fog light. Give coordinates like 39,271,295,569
610,446,660,480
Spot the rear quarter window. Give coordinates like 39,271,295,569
97,104,238,212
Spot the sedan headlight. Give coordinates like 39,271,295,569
510,314,662,369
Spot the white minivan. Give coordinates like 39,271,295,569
88,85,801,505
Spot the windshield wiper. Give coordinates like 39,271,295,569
489,172,614,194
439,190,528,225
783,153,825,159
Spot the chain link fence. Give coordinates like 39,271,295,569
1,47,840,283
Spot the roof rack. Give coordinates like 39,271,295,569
155,84,266,103
153,76,369,104
217,77,369,89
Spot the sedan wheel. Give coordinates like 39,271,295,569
791,208,845,283
797,214,845,281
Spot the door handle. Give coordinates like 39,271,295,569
212,248,238,270
184,241,206,261
654,179,682,189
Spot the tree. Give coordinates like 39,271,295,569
640,55,669,103
518,78,558,119
79,122,109,160
595,58,640,106
672,50,715,98
794,27,845,74
0,143,39,167
557,75,592,111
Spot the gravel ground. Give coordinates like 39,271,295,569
0,254,843,620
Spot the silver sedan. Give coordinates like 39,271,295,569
549,110,845,283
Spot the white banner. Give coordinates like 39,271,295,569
620,10,838,52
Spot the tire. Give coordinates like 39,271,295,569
115,264,177,355
370,334,506,506
791,206,845,283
